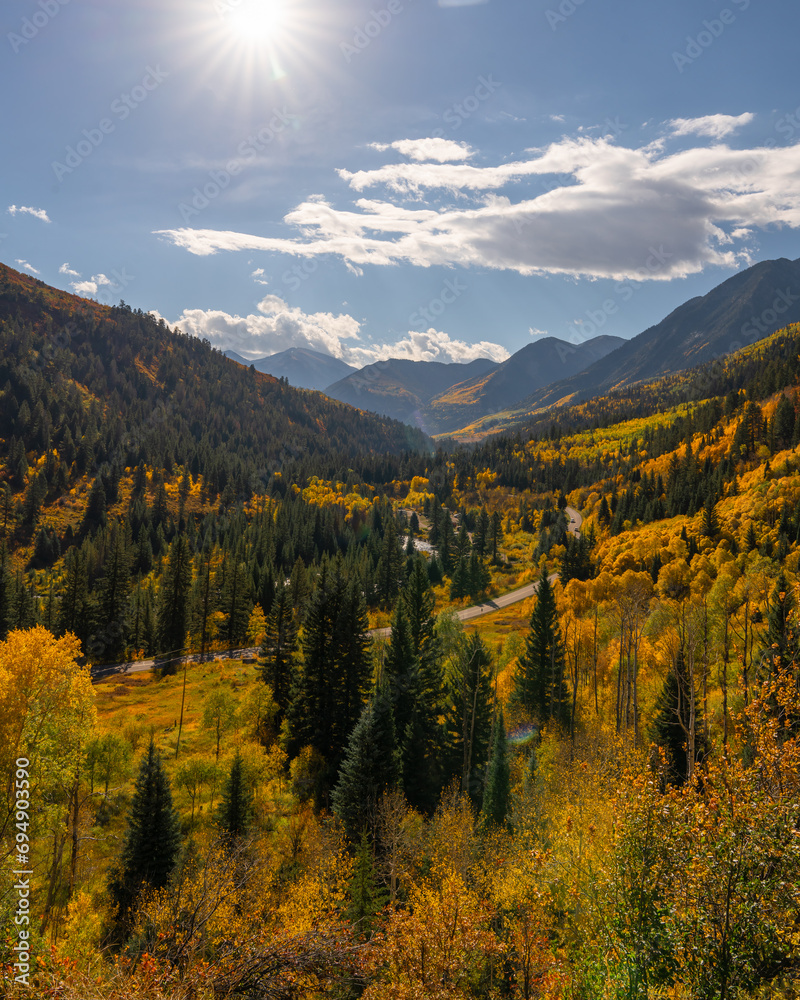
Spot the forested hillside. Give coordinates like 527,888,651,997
2,267,800,999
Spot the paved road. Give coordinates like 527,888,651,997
93,506,582,680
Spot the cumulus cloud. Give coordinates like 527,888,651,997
172,295,362,361
668,113,754,139
349,328,509,366
157,131,800,282
71,273,115,296
8,205,51,223
15,259,40,274
169,296,506,367
369,138,475,162
59,262,80,277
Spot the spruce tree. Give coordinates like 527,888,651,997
110,740,181,928
260,584,298,718
331,686,400,842
347,829,387,936
442,632,494,807
218,751,255,840
156,534,193,661
290,560,371,791
514,574,569,726
481,708,510,829
649,650,707,786
401,558,445,812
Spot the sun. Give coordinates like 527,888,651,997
222,0,288,45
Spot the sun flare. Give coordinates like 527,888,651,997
223,0,287,45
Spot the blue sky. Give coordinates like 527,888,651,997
3,0,800,367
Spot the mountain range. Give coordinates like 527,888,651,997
224,347,356,390
223,256,800,438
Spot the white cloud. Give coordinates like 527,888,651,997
251,266,268,286
668,113,755,139
15,259,40,274
8,205,51,223
59,262,80,277
169,296,507,367
529,327,548,337
370,138,475,163
349,328,509,366
157,133,800,283
71,273,114,296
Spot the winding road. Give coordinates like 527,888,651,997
92,506,582,681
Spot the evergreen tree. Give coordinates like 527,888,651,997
218,751,255,840
765,571,799,676
290,561,371,791
221,555,253,647
260,584,298,718
331,686,400,842
702,494,720,539
489,510,503,564
110,740,181,929
376,521,404,607
514,574,570,726
649,651,707,786
94,524,131,660
0,543,12,640
383,600,417,762
442,632,494,807
481,708,510,829
347,830,387,937
401,558,445,812
156,534,193,662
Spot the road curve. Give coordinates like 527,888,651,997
93,506,583,680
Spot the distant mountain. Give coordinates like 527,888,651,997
514,256,800,416
423,335,625,434
0,263,430,497
225,347,356,390
325,357,499,428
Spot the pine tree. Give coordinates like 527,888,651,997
260,585,298,718
331,686,400,842
110,740,181,928
218,751,255,840
514,574,570,726
481,708,510,829
156,534,193,662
